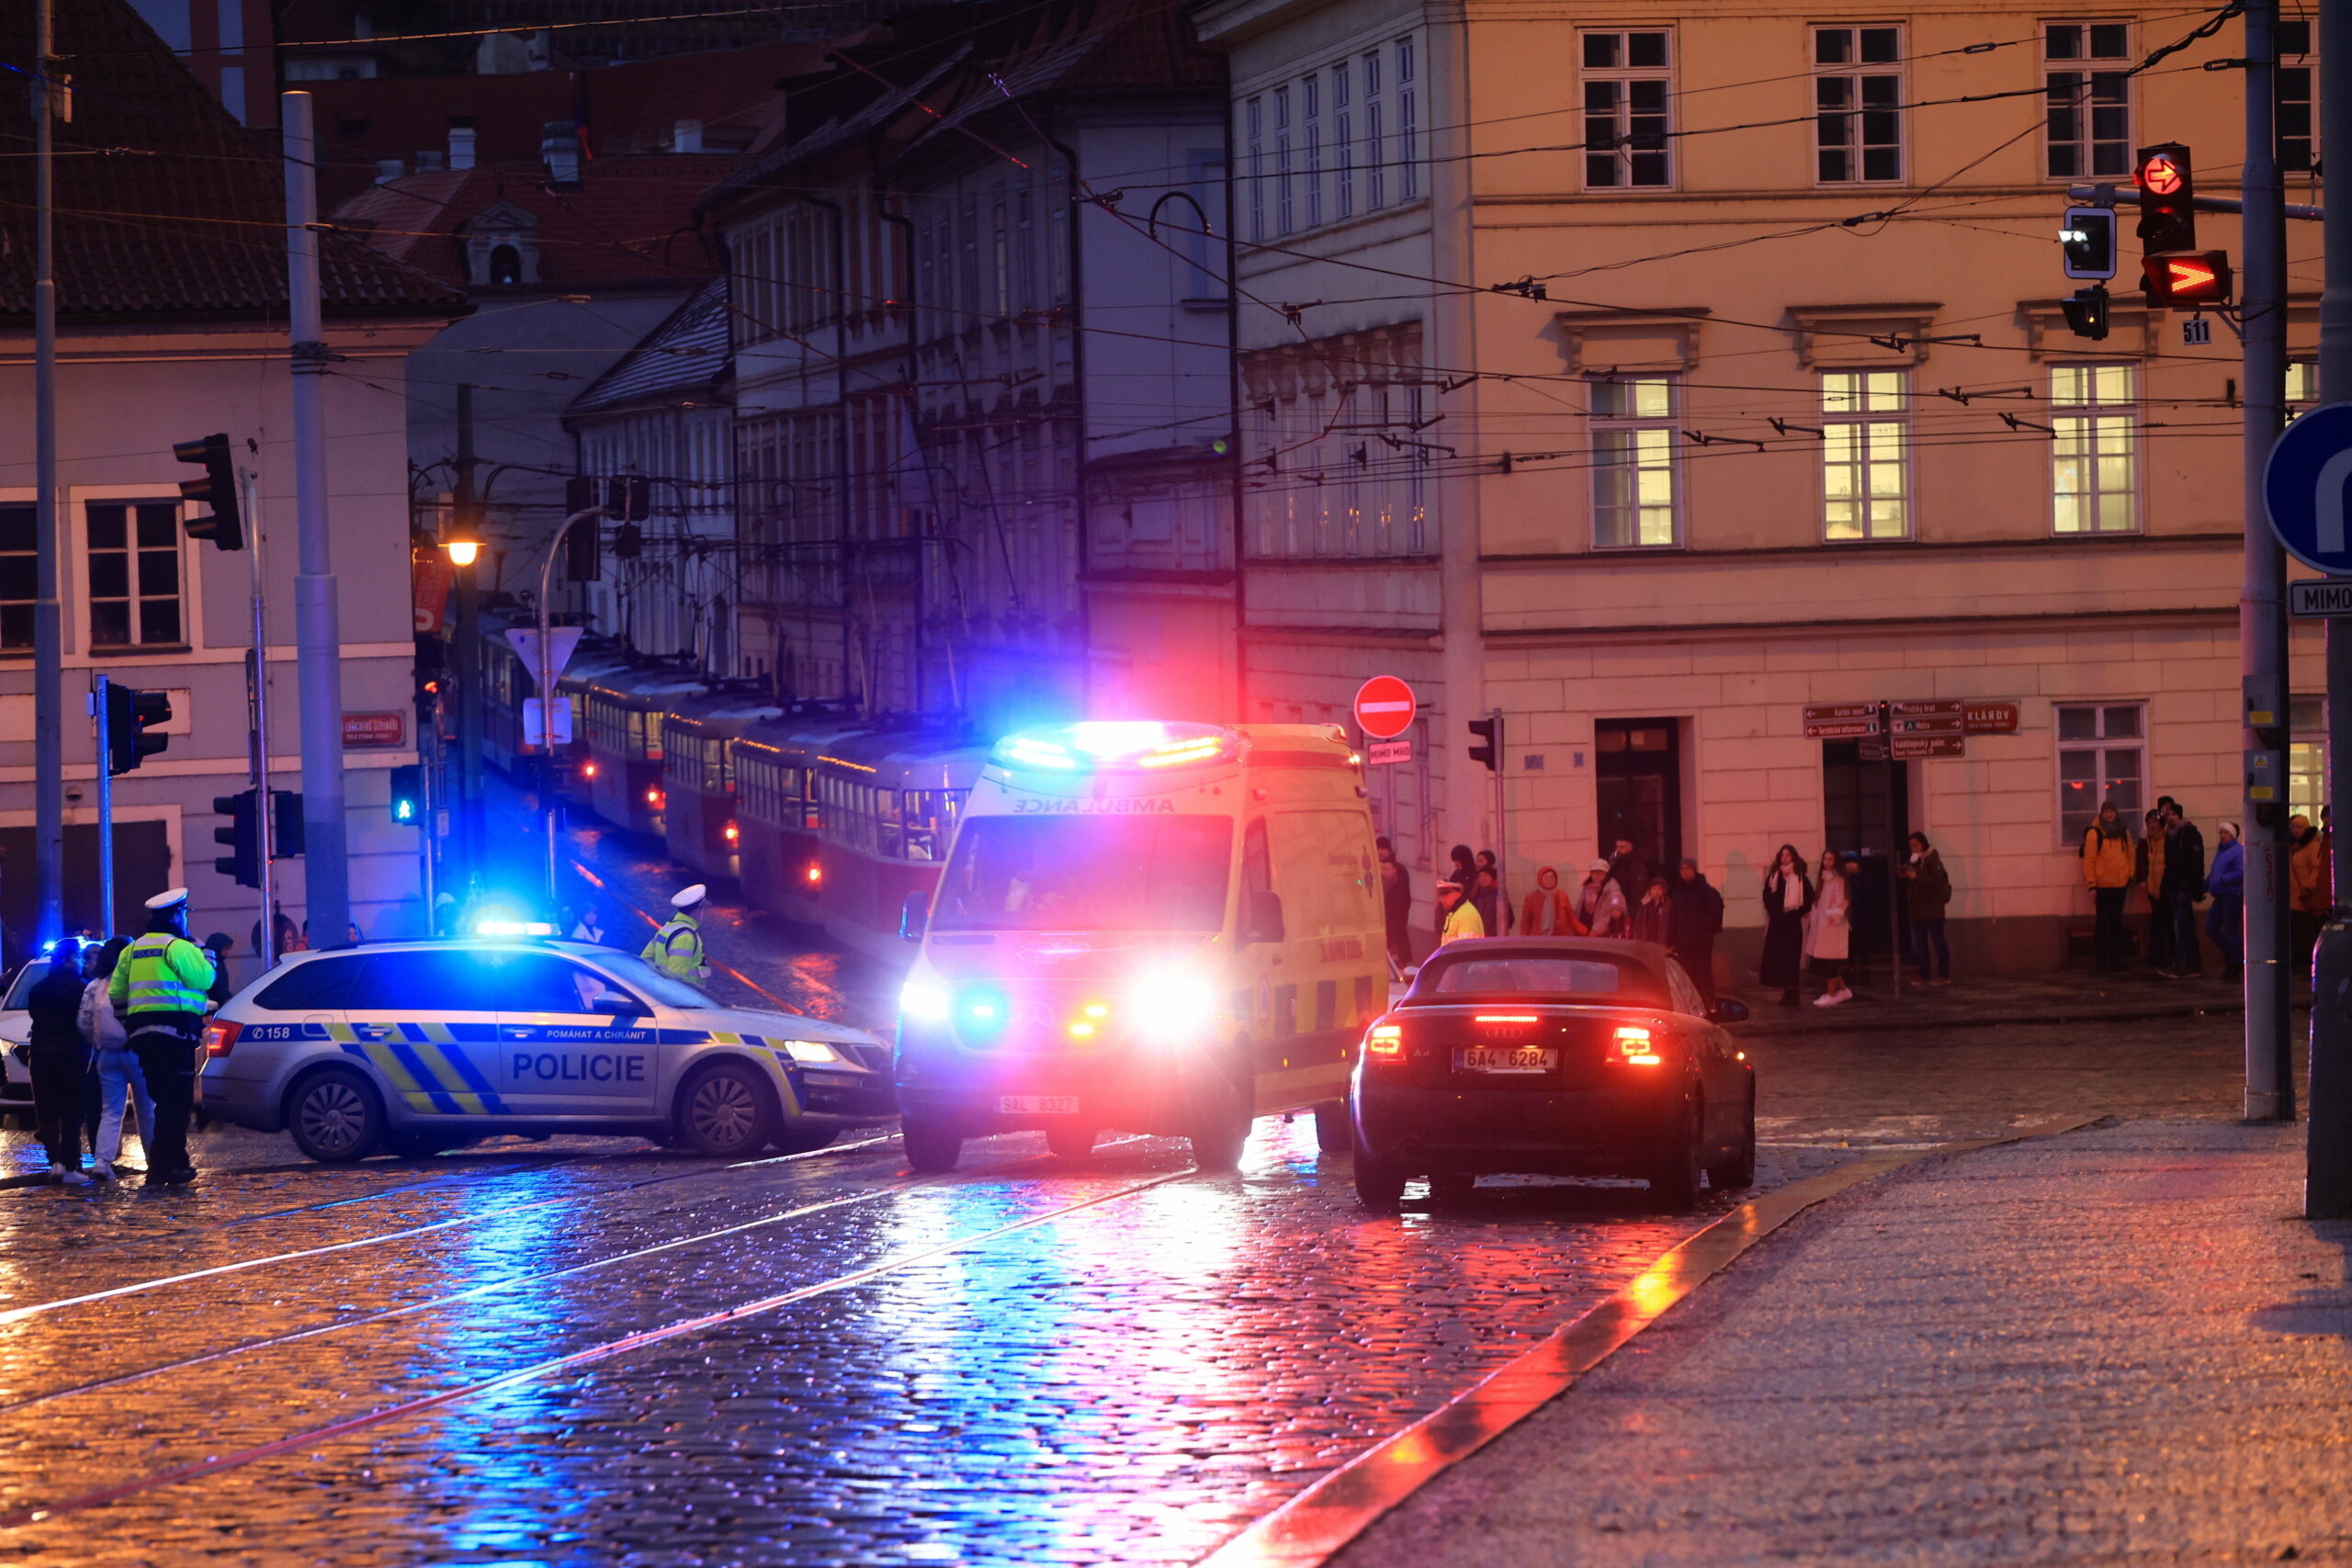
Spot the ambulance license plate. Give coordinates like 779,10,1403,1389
1000,1095,1080,1115
1455,1047,1557,1075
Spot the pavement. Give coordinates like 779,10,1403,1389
1730,964,2279,1038
1340,1115,2352,1568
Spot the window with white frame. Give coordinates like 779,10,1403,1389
0,504,29,649
2289,359,2318,406
1815,26,1901,183
1364,51,1385,209
1822,370,1909,540
1582,31,1671,189
1333,64,1353,219
1275,85,1295,234
2052,363,2137,535
1304,74,1323,228
2055,702,2145,843
2279,18,2314,174
2290,694,2327,824
1396,36,1419,199
1246,96,1265,241
2045,22,2131,178
1590,376,1679,548
87,500,185,648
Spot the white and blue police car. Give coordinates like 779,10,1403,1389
198,938,896,1162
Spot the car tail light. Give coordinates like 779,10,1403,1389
1613,1025,1661,1066
202,1021,240,1058
1364,1022,1405,1061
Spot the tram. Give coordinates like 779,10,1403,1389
580,663,710,837
661,688,786,882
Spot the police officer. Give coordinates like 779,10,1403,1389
107,888,217,1185
642,885,711,980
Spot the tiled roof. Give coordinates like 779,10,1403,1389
0,0,468,322
567,277,732,416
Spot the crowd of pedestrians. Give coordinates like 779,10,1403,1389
2079,795,2297,983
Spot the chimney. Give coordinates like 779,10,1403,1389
541,120,582,188
672,118,703,152
374,158,405,183
449,127,477,171
416,148,447,172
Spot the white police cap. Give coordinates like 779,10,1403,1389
145,887,190,911
672,885,707,909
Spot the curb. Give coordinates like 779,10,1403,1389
1194,1111,2107,1568
1733,996,2283,1038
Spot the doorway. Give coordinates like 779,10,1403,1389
1595,718,1682,870
1821,740,1911,968
0,819,171,962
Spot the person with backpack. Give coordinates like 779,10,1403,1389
2080,800,2136,972
1900,832,1952,985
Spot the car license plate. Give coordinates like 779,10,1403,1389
999,1095,1079,1114
1456,1047,1557,1075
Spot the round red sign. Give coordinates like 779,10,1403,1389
1353,675,1417,739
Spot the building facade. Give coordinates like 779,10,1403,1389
1194,0,2320,972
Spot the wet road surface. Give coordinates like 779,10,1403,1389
0,775,2273,1564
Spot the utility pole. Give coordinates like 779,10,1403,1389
283,92,351,946
1488,707,1508,931
537,507,605,902
452,383,485,890
2243,0,2294,1120
31,0,62,951
241,463,277,973
91,675,112,940
2310,0,2352,1214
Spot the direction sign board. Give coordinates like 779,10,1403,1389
1803,703,1880,739
1890,699,1965,738
1963,702,2019,734
2265,403,2352,574
2290,579,2352,618
1892,736,1966,761
1353,676,1417,739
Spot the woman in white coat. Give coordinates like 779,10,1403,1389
1804,850,1854,1007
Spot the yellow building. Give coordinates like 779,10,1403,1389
1193,0,2323,973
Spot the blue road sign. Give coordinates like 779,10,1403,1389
2267,402,2352,574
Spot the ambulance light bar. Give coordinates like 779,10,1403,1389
991,722,1240,773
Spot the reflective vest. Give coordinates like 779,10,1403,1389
642,914,705,977
108,931,215,1017
1440,901,1485,945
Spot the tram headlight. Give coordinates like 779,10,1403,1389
1127,965,1218,1044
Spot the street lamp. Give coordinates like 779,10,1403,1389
442,514,485,887
444,537,481,567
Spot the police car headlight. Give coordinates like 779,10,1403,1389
1128,966,1218,1043
782,1039,845,1065
899,978,951,1021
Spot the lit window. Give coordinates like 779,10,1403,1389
1583,31,1671,189
1822,370,1909,541
2055,703,2144,844
2045,23,2132,179
87,501,184,648
2290,694,2327,824
1815,27,1902,183
2288,360,2318,407
1590,377,1679,548
2051,363,2137,535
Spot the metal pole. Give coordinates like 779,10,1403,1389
453,384,484,892
1489,707,1508,932
2309,0,2352,1213
93,675,112,940
282,91,350,948
242,464,275,974
538,507,604,904
1881,701,1903,998
2243,0,2294,1120
31,0,62,952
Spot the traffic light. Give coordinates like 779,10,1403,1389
2143,251,2233,307
172,434,244,550
1467,716,1502,773
565,475,599,513
213,790,261,888
566,518,601,581
2061,285,2112,341
104,684,172,775
2060,207,2117,280
612,523,642,560
2132,143,2197,254
389,763,424,825
612,475,652,522
272,789,305,858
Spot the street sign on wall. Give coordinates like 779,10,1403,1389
2290,580,2352,617
1810,699,1970,758
341,712,405,749
1803,703,1880,739
1963,702,2020,733
1353,676,1417,739
1366,739,1412,766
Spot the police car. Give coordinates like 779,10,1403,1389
198,938,896,1163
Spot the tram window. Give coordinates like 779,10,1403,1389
876,789,904,858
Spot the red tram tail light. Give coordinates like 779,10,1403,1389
723,822,740,844
581,761,598,779
645,787,664,809
202,1021,241,1058
1612,1025,1662,1066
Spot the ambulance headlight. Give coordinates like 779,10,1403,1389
1128,966,1219,1043
899,978,951,1022
781,1039,845,1065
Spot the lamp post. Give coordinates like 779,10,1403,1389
536,507,605,904
442,523,483,896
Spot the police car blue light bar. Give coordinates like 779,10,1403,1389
989,721,1240,773
475,919,557,937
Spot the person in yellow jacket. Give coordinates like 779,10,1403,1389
2080,800,2136,972
2138,807,2171,971
642,885,712,980
1436,879,1485,944
107,888,216,1185
2290,813,2331,975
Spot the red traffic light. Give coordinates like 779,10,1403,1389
2143,251,2232,306
2136,151,2185,197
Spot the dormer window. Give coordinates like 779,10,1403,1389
460,200,541,286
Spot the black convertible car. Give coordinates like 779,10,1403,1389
1349,938,1756,1212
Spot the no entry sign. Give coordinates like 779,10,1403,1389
1353,676,1417,739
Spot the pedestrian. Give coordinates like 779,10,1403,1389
1435,878,1484,944
28,938,91,1185
1519,865,1582,937
1607,837,1650,903
1629,875,1673,945
202,933,235,1007
1573,859,1628,938
2080,801,2136,972
2291,813,2329,977
2139,808,2172,971
571,904,610,946
642,885,713,979
80,939,147,1180
1475,850,1512,932
1374,839,1414,972
1441,845,1476,939
2206,820,2245,983
1759,845,1813,1008
1668,859,1724,1007
2159,800,2207,979
1805,851,1854,1007
1470,864,1503,937
252,900,300,961
1900,831,1953,984
108,889,217,1186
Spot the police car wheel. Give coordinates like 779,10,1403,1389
288,1067,386,1164
900,1112,962,1174
677,1060,775,1158
1044,1123,1096,1161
